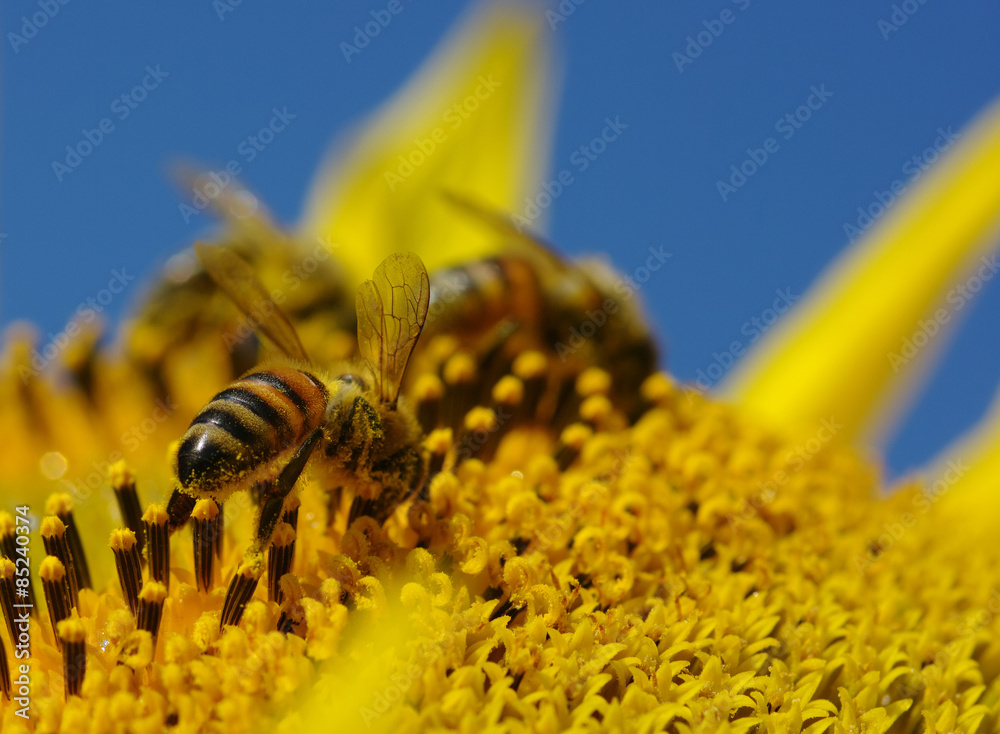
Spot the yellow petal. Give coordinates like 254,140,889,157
920,383,1000,531
299,1,553,290
722,97,1000,444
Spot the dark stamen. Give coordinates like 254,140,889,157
267,524,296,604
58,617,86,698
442,352,478,432
46,493,92,590
137,581,167,653
220,555,263,629
512,351,548,423
0,559,18,647
553,423,592,471
40,556,71,650
414,373,444,433
111,462,145,559
142,504,170,591
191,500,220,593
0,513,37,616
40,516,79,612
110,529,143,616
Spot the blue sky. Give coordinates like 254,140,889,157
3,0,999,478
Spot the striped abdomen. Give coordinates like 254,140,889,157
174,367,329,497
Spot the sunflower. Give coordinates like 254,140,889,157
3,3,1000,734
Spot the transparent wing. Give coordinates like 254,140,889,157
441,189,570,273
356,253,430,406
194,242,309,361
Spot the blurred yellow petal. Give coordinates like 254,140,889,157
722,97,1000,445
920,383,1000,532
299,1,554,290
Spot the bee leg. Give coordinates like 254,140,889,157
166,488,197,532
254,429,323,551
348,446,426,526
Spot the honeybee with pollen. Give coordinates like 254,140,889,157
166,242,430,551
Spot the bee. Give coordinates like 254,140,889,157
166,242,430,550
422,193,659,422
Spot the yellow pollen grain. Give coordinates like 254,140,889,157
464,407,497,433
57,617,86,643
110,459,134,490
40,515,66,539
492,375,524,404
444,352,478,384
576,367,611,397
139,581,167,605
560,422,593,450
512,350,548,380
45,492,75,516
191,499,219,522
425,428,454,454
0,512,14,537
39,555,66,582
414,373,445,401
271,523,296,548
141,503,168,525
109,528,137,552
579,395,613,424
640,371,675,403
1,558,14,580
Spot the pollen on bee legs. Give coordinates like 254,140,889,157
267,523,296,604
45,493,92,590
1,559,19,644
137,581,167,653
553,422,593,471
40,556,71,650
110,529,143,616
191,500,221,593
221,554,263,629
142,504,170,591
57,617,86,698
110,462,145,559
40,516,79,612
0,512,38,616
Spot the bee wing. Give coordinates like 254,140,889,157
441,190,571,274
356,253,430,406
194,242,309,362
